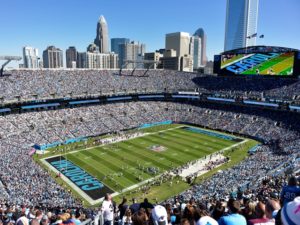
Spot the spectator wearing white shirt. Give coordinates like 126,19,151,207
101,193,114,225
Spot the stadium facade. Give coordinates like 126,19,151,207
224,0,259,51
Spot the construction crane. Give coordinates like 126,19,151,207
0,56,22,76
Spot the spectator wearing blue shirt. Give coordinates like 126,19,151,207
280,176,300,206
218,199,247,225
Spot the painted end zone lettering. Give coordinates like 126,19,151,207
46,156,113,200
182,126,243,142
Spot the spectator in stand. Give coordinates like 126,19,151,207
194,208,218,225
30,218,39,225
52,214,62,225
15,212,29,225
165,203,172,225
196,216,218,225
132,209,148,225
280,196,300,225
218,200,247,225
139,198,154,211
242,200,257,221
170,208,181,225
58,213,75,225
248,202,274,225
101,194,114,225
70,212,81,225
265,199,281,224
280,176,300,206
40,215,49,225
182,205,195,225
34,210,43,223
180,218,190,225
211,201,225,221
118,197,129,221
130,199,140,215
121,209,133,225
152,205,168,225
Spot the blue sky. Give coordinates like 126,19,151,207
0,0,299,67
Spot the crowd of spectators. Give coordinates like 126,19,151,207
0,77,299,225
0,69,299,104
192,75,300,102
98,173,300,225
0,204,95,225
0,100,299,208
0,70,198,103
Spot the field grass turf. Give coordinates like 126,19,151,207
37,124,258,206
114,139,258,205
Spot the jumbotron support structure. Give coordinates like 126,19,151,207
0,56,22,76
119,60,160,76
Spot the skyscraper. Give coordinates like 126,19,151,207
66,46,77,68
164,32,194,71
165,32,191,57
191,36,202,70
194,28,207,66
119,41,146,69
111,38,130,53
76,52,118,69
43,46,63,68
111,38,130,67
23,46,39,68
94,15,109,53
77,43,118,69
224,0,259,51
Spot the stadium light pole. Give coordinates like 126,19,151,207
246,33,257,54
259,34,265,46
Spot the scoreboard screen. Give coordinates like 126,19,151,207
214,52,296,76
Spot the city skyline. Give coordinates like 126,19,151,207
0,0,299,68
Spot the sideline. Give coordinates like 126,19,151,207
43,125,184,159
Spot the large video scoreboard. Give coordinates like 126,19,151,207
214,46,300,77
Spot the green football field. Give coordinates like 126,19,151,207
39,124,254,205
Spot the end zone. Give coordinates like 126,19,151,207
41,156,114,205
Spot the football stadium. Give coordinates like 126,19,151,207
1,2,300,225
0,61,300,222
